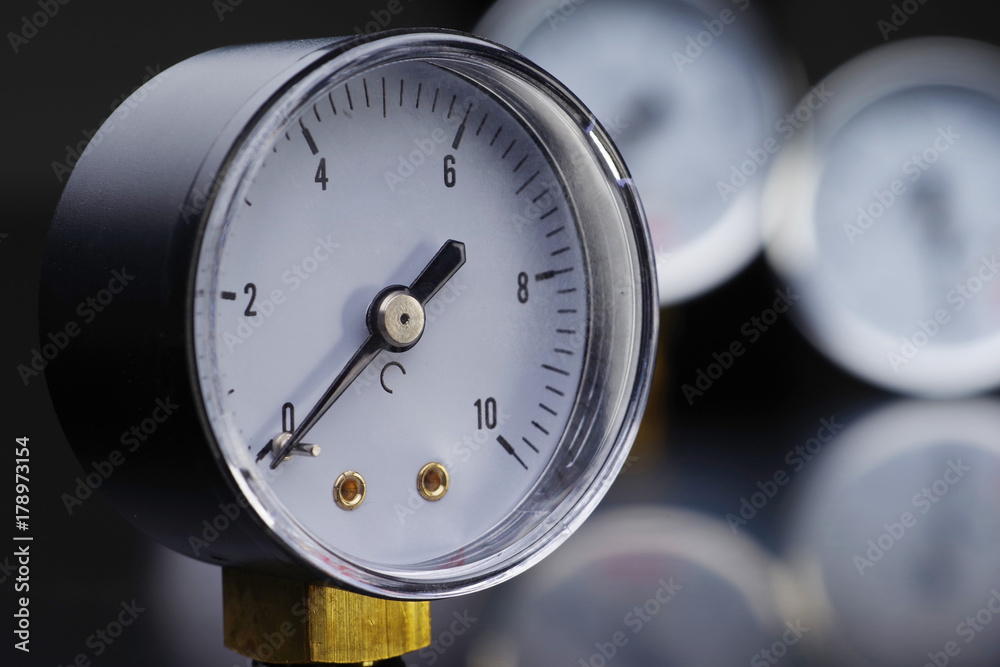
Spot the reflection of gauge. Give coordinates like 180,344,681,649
477,0,798,304
470,507,801,666
784,400,1000,667
41,30,656,600
765,38,1000,397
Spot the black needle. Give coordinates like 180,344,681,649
268,240,466,468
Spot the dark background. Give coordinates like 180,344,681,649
3,1,1000,665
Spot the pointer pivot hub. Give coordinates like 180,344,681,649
375,289,425,350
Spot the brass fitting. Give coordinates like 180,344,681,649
223,568,431,664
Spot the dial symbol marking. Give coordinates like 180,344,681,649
267,239,467,467
380,361,407,394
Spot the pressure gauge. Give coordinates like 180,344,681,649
765,38,1000,397
477,0,798,304
469,507,800,666
41,30,656,600
783,400,1000,666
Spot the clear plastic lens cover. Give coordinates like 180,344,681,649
191,32,655,597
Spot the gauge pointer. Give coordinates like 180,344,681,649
268,239,466,468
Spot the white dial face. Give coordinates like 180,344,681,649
479,0,791,303
814,87,1000,345
193,59,589,569
766,42,1000,397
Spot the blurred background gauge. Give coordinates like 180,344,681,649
765,38,1000,397
468,507,803,667
783,400,1000,667
477,0,801,305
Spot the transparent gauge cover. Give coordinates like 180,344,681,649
190,32,656,598
477,0,797,304
766,38,1000,397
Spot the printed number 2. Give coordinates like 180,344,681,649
244,283,257,317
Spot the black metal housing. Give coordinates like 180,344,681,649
40,36,356,580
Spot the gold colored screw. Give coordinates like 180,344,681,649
417,462,449,501
334,471,366,510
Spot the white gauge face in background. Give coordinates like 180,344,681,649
188,33,656,598
478,0,798,304
784,401,1000,667
766,38,1000,397
816,88,1000,344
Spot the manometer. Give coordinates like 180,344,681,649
477,0,798,304
41,28,656,658
765,38,1000,396
783,400,1000,666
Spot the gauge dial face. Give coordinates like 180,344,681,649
815,87,1000,343
189,35,654,597
200,60,584,564
766,39,1000,397
478,0,794,303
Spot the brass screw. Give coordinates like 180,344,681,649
334,471,366,510
417,462,449,501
